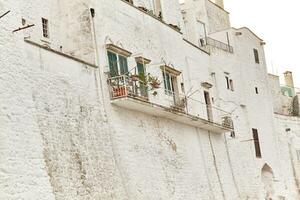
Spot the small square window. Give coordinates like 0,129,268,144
42,18,49,38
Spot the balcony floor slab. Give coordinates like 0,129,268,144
110,96,233,134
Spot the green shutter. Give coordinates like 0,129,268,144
118,55,129,75
137,62,145,81
107,51,118,77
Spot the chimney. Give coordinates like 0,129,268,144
284,71,295,95
214,0,224,8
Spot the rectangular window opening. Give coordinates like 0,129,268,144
163,71,176,95
253,48,260,64
226,76,234,91
42,18,49,38
252,129,262,158
226,76,230,89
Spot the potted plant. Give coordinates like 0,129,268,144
147,74,161,89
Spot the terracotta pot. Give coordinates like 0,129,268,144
131,75,139,82
151,83,160,89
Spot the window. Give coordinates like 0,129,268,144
118,55,129,75
42,18,49,38
136,61,148,97
226,76,234,91
255,87,259,94
230,131,236,138
107,51,129,77
253,48,259,64
137,62,145,80
22,18,26,26
252,129,262,158
163,71,175,95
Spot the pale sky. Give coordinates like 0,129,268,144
224,0,300,88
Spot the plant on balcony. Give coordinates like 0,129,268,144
147,74,161,90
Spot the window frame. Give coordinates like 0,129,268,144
163,71,176,95
107,50,129,77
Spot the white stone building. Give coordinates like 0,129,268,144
0,0,299,199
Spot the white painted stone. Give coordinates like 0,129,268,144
0,0,300,199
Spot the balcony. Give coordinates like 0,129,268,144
199,37,233,53
107,75,234,133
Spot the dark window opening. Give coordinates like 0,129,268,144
42,18,49,38
255,87,259,94
226,76,234,91
253,48,260,64
226,76,230,89
204,91,213,121
230,131,236,138
252,129,262,158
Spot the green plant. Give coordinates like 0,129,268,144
147,74,161,89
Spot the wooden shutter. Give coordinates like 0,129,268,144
137,62,145,75
107,51,118,77
118,55,128,75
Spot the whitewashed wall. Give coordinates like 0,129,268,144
1,0,300,200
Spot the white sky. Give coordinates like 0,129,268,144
224,0,300,88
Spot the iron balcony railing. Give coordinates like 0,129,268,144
108,75,148,100
107,75,233,130
199,37,233,53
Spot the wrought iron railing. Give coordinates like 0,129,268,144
108,75,148,100
107,75,233,129
199,37,233,53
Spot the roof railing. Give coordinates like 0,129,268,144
199,37,233,53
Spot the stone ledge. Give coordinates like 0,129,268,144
24,38,98,68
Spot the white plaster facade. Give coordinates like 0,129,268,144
0,0,299,199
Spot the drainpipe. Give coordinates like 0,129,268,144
90,8,130,199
